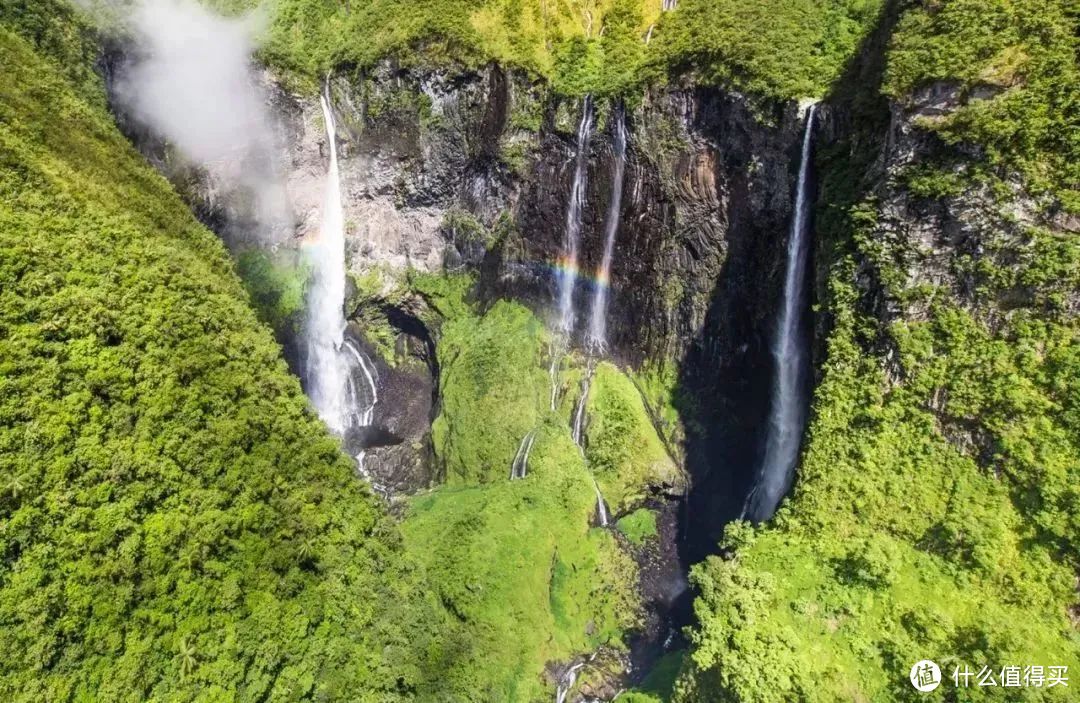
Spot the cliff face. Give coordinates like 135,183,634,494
667,4,1080,698
110,55,810,526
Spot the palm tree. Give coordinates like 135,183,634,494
177,636,198,678
6,475,24,499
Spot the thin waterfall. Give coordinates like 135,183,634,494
303,78,379,470
592,480,610,527
571,364,609,527
550,98,594,410
571,374,591,447
555,96,594,334
549,344,562,411
555,661,585,703
744,104,817,523
510,429,537,480
586,105,627,353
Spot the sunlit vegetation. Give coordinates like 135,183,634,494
0,14,460,699
674,2,1080,699
886,0,1080,209
616,508,658,546
5,0,1078,701
400,281,674,698
585,362,681,513
203,0,883,100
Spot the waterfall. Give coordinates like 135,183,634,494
661,0,678,10
510,429,537,480
593,480,610,527
303,79,379,468
555,661,585,703
571,374,591,447
586,106,627,353
555,97,594,334
570,365,609,527
744,104,817,523
549,344,562,411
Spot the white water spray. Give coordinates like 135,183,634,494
572,375,590,447
744,104,817,522
555,97,594,334
555,662,584,703
304,80,379,467
569,365,610,527
592,480,610,528
510,429,538,480
586,106,627,353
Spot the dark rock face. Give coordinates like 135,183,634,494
276,62,810,529
107,50,811,538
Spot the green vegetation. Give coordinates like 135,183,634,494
627,650,684,701
398,281,656,698
886,0,1080,208
432,299,549,484
675,2,1080,700
0,15,457,700
616,508,658,546
401,422,639,699
9,1,1079,701
585,362,681,512
198,0,883,100
629,359,688,455
652,0,883,100
236,248,310,337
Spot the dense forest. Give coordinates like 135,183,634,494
1,0,1077,701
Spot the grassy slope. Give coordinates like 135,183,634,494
205,0,883,101
401,279,689,699
676,2,1080,701
585,362,681,512
0,13,453,701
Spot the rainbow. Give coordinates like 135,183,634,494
551,256,613,291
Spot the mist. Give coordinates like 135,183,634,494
111,0,292,243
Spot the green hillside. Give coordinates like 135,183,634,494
675,1,1080,700
0,11,452,700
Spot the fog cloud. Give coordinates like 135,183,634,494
112,0,292,242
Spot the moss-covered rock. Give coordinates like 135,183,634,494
585,362,684,513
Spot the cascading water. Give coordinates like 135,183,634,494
570,365,610,527
510,429,537,480
592,480,610,528
549,98,594,410
743,104,817,523
586,106,627,353
549,344,562,411
303,79,379,469
555,97,594,335
571,374,591,447
555,661,585,703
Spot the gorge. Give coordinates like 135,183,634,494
1,1,1077,702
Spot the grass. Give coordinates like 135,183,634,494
616,508,658,546
585,362,682,513
402,400,641,699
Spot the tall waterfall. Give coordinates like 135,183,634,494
744,104,817,523
303,80,379,465
586,106,627,352
555,96,594,334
